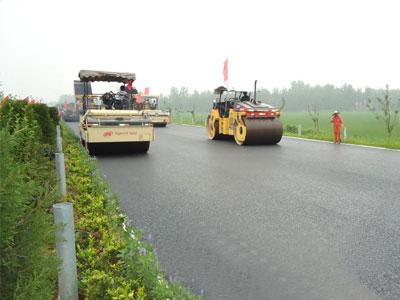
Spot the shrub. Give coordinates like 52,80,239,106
0,100,28,132
48,106,60,126
0,100,58,300
29,103,56,145
285,124,298,133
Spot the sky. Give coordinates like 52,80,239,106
1,0,400,102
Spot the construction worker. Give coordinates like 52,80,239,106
331,111,343,144
240,91,250,102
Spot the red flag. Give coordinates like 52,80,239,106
223,59,228,82
144,87,150,96
127,80,133,90
63,100,68,111
136,93,143,103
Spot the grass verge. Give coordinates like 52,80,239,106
62,124,201,299
171,112,400,149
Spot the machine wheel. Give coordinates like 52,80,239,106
132,141,150,153
234,118,283,145
86,143,96,156
80,134,86,147
206,115,220,140
234,123,247,145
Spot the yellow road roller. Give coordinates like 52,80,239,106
206,81,283,145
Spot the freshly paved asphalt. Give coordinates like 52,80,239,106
68,123,399,300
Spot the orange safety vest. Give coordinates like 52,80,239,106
331,115,343,128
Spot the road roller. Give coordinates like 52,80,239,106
206,81,283,145
75,70,154,155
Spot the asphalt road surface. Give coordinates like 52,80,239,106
68,123,400,300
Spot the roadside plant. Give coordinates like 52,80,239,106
367,85,400,143
307,103,320,133
0,100,58,300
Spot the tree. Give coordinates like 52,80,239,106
308,103,320,133
0,81,3,99
367,85,400,142
187,90,200,124
278,98,286,111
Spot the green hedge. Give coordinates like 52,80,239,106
0,99,58,299
62,125,200,299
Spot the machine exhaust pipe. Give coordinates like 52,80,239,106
253,80,257,104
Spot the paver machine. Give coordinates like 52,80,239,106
60,102,79,122
74,70,154,154
206,81,283,145
134,95,171,127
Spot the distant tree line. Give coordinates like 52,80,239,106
56,81,400,115
158,81,400,113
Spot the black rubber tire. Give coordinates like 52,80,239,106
86,143,96,156
133,141,150,153
153,123,167,128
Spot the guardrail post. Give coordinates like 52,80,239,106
56,136,63,153
55,153,67,197
298,124,302,136
53,203,78,300
56,125,61,138
343,127,347,140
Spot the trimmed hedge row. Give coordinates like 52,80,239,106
0,99,59,300
62,125,200,299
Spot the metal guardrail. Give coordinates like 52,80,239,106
53,125,78,300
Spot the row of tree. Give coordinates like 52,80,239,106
53,81,399,114
157,81,400,113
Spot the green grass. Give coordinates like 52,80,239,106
171,113,207,127
171,111,400,149
281,112,400,148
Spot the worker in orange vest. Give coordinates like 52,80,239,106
331,111,343,144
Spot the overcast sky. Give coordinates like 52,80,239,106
1,0,399,102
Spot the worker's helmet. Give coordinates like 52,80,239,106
333,110,339,115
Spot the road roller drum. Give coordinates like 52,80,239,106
235,118,283,145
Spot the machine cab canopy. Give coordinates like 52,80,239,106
213,87,251,103
78,70,136,83
214,86,228,95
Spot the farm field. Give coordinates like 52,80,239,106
171,111,400,149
